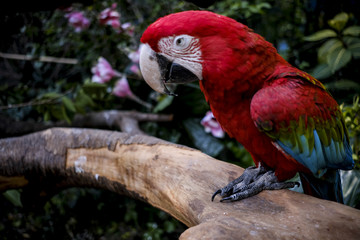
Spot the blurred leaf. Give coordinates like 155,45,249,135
258,2,271,9
341,170,360,208
325,79,360,91
44,110,51,121
304,29,337,41
75,89,96,113
183,118,224,157
327,47,352,73
210,0,271,18
50,105,64,120
62,96,76,113
226,142,253,167
343,26,360,36
40,92,62,99
124,201,138,224
318,39,343,62
82,82,107,99
153,95,174,113
61,105,72,124
341,96,360,168
348,39,360,59
312,63,333,79
163,221,176,233
3,190,22,207
328,12,349,31
177,85,208,115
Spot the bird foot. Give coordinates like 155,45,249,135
212,164,299,202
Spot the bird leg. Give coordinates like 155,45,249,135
212,164,299,202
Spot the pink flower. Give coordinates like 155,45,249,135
99,3,121,30
121,22,135,36
112,76,152,109
65,11,90,32
91,57,120,83
127,45,144,76
113,76,133,98
129,64,141,76
201,111,225,138
128,48,140,64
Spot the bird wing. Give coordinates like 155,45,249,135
250,75,353,177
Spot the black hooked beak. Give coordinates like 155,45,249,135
139,43,201,96
156,54,200,96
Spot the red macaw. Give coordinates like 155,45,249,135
139,10,354,203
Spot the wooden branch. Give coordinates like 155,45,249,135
0,110,173,137
70,110,173,129
0,52,78,64
0,128,359,239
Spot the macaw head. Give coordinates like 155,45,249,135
140,10,271,95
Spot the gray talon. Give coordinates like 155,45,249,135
211,189,222,201
213,164,299,202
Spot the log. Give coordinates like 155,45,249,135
0,110,173,137
0,127,359,239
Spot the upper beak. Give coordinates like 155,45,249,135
139,44,200,96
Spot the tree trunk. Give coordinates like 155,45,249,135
0,127,359,239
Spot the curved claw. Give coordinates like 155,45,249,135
211,189,222,202
220,196,233,202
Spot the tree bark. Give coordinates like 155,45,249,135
0,127,359,239
0,110,173,137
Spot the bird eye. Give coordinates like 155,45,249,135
174,35,189,49
175,37,184,46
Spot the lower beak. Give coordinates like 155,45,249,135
139,44,200,96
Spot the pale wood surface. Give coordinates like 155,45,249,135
1,128,359,239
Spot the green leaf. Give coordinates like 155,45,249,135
40,92,62,99
327,47,352,72
325,79,360,91
343,26,360,36
62,96,76,113
75,89,96,111
344,36,360,45
82,82,107,99
341,170,360,207
328,12,349,31
178,85,209,115
311,63,333,80
226,142,253,167
258,2,271,9
44,110,51,121
83,82,106,89
50,105,64,120
3,190,22,207
347,39,360,59
164,221,176,233
318,39,343,62
153,95,174,113
61,105,72,124
304,29,337,41
183,118,224,157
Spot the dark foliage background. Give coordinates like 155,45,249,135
0,0,359,239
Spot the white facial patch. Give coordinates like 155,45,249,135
158,34,203,80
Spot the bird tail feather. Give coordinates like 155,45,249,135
299,169,343,203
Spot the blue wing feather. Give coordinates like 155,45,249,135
276,129,354,177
